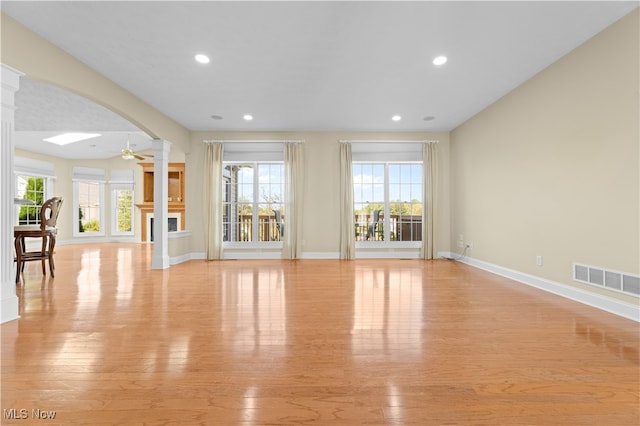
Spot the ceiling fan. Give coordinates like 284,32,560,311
121,135,153,161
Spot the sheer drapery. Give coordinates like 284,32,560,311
204,142,224,260
421,142,438,259
339,142,355,259
283,142,304,259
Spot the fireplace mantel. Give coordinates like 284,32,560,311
136,203,185,242
135,162,185,242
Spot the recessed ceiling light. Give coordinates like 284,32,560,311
210,115,223,120
195,54,210,64
432,55,448,66
392,115,402,122
243,114,253,121
423,116,436,121
43,132,101,145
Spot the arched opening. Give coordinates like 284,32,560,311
13,77,185,244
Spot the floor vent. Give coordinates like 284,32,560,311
573,263,640,296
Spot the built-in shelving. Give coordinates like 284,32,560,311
135,162,185,241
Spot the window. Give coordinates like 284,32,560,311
223,162,285,243
112,188,134,235
353,162,422,243
77,182,102,233
15,175,46,225
110,169,135,236
73,167,105,237
14,156,55,226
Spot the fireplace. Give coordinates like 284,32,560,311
147,213,181,242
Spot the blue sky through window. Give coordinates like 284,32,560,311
353,163,422,204
235,164,284,204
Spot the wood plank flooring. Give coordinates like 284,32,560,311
2,243,638,425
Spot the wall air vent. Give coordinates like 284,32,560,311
573,263,640,297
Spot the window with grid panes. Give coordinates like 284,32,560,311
353,162,422,243
223,162,285,243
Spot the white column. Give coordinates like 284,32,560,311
151,139,170,269
1,65,23,323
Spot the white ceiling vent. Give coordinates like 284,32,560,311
573,263,640,297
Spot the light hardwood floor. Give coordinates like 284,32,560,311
2,243,638,425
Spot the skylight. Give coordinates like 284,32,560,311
195,54,210,64
433,56,448,66
43,133,101,145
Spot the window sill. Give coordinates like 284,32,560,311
355,241,421,249
224,242,283,250
73,232,106,238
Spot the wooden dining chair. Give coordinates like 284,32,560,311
14,197,63,282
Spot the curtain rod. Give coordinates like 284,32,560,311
339,139,438,144
203,139,304,144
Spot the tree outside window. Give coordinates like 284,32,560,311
16,176,45,225
115,189,133,233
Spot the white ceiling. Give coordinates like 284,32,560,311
3,1,638,159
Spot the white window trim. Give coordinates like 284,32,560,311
356,240,422,249
14,157,56,225
14,174,55,226
111,185,135,236
222,160,285,248
73,179,106,238
353,160,423,249
109,169,135,236
224,241,284,250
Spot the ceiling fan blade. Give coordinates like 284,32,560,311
133,153,147,161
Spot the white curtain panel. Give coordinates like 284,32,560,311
204,142,224,260
283,142,304,259
339,142,355,260
421,142,438,259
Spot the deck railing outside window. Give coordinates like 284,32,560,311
355,213,422,242
226,214,284,242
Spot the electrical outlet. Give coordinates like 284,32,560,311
458,234,464,241
457,241,464,248
465,243,473,250
536,255,543,266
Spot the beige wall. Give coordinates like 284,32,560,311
187,131,450,256
450,10,639,304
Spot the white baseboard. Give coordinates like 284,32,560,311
442,252,639,322
300,251,340,259
170,253,193,265
179,252,340,261
189,252,206,261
